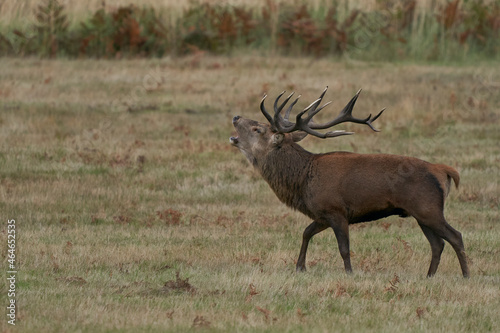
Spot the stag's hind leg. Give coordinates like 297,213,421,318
439,222,469,278
418,217,469,278
418,222,445,277
296,220,328,272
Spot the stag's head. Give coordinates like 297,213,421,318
230,87,385,165
230,116,307,165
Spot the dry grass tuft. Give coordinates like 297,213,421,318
163,271,196,294
384,273,401,293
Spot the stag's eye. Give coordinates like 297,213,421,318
252,127,264,134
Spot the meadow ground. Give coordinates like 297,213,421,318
0,55,499,332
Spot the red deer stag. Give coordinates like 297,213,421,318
230,87,469,277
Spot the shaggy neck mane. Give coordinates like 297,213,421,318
258,143,314,217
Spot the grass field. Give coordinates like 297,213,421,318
0,55,499,332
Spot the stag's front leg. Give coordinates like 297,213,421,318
296,220,328,272
328,216,352,273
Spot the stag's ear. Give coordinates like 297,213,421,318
291,131,308,142
272,133,284,146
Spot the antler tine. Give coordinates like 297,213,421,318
372,108,385,122
260,94,276,130
275,92,295,125
315,86,329,109
300,86,331,123
284,95,301,122
299,126,355,139
277,92,295,114
273,91,303,132
365,108,386,132
279,87,329,129
306,100,332,122
273,91,287,116
301,98,322,116
308,89,382,132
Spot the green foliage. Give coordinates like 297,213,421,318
179,3,257,54
78,6,148,58
35,0,69,57
0,0,498,61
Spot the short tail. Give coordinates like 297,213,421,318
438,164,460,198
445,166,460,189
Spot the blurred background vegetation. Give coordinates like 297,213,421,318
0,0,498,62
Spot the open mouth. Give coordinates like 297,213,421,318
230,116,241,145
229,136,239,145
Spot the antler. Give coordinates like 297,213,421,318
260,87,385,139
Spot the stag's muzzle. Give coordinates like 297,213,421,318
230,116,240,145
